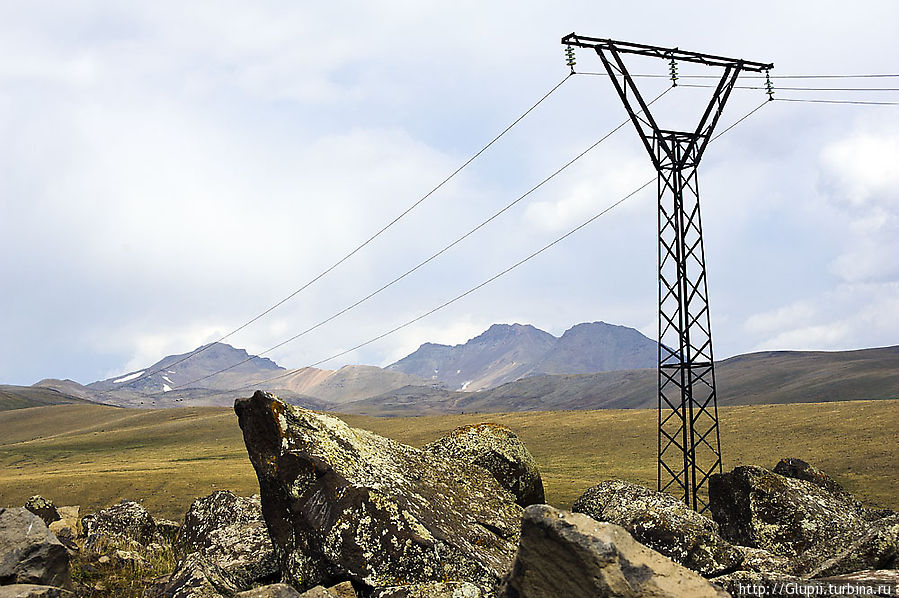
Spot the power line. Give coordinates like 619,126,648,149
212,98,771,398
576,71,899,80
132,73,573,382
773,97,899,106
219,181,655,395
681,84,899,92
172,87,674,390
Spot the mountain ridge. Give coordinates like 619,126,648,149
387,321,656,391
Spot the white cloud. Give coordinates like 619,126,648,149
744,302,817,335
3,2,899,384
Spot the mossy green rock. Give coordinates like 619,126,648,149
423,423,544,508
234,391,521,594
181,490,279,591
572,479,742,577
709,465,870,574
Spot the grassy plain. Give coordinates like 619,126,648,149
0,400,896,520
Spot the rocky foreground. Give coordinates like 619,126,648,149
1,390,897,597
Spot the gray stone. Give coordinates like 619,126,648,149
424,423,544,507
0,585,72,598
48,508,79,550
0,508,71,590
572,479,742,577
808,514,899,577
23,497,60,527
162,551,238,598
235,583,303,597
371,582,481,597
502,504,729,597
80,500,156,549
708,465,870,574
181,490,279,590
234,391,521,593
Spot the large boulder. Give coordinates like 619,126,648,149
0,508,71,590
572,479,742,577
808,514,899,577
423,423,545,507
23,497,60,528
774,458,895,522
708,465,871,574
180,491,279,590
234,391,522,594
501,504,729,597
80,500,156,549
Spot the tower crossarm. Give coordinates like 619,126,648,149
561,34,773,73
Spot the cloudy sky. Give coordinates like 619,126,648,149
2,1,898,385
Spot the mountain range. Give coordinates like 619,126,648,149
386,322,656,391
2,320,897,414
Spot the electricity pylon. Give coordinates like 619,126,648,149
562,34,772,511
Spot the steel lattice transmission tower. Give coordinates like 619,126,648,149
562,34,772,511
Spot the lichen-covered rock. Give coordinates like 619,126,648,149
773,458,851,499
23,497,60,527
371,582,481,597
234,391,522,594
180,491,279,590
162,551,238,598
733,545,792,574
423,423,544,507
501,505,729,597
808,514,899,577
0,585,73,598
0,508,72,590
708,465,870,574
773,458,894,522
80,500,156,549
572,479,742,577
235,583,303,597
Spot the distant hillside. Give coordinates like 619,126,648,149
387,322,656,391
342,345,899,416
0,384,104,411
81,343,437,409
88,342,283,396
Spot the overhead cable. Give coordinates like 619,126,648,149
172,87,674,390
214,98,772,397
133,73,574,382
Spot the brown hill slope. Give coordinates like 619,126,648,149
342,345,899,415
0,384,103,411
0,400,895,519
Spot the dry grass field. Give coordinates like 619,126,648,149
0,399,896,520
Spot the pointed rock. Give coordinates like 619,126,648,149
234,391,521,593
